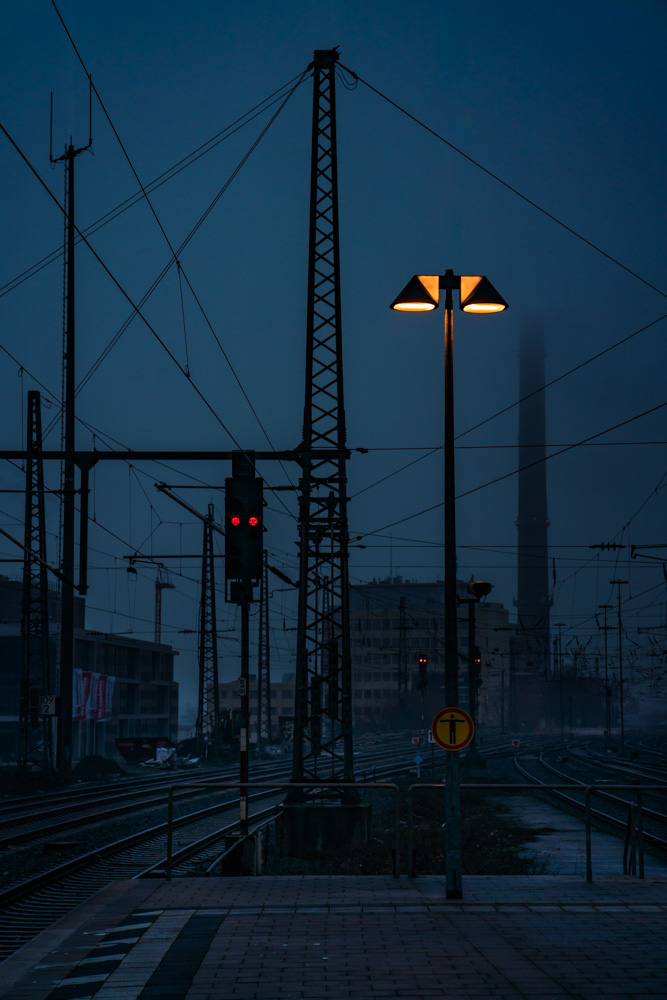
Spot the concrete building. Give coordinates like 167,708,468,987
215,673,296,746
212,579,515,744
349,578,512,734
0,576,178,763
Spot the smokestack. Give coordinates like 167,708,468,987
515,317,551,675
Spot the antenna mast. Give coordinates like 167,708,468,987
50,96,93,773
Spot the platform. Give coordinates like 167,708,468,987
2,873,667,1000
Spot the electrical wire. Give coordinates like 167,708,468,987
351,399,667,541
340,63,667,301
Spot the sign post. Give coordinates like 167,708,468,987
431,707,474,752
431,707,474,899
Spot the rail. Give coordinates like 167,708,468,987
407,783,667,881
165,781,401,878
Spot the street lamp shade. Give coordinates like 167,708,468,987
459,275,508,313
390,274,439,311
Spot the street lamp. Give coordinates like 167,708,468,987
391,269,507,899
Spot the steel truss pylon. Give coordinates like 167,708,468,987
257,552,271,748
196,503,222,758
291,48,355,797
19,391,53,769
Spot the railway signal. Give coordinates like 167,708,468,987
224,475,263,589
416,655,428,692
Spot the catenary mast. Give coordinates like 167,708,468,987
290,49,354,796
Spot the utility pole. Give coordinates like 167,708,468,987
554,622,566,739
225,452,263,837
610,580,628,754
155,568,175,645
598,604,614,746
51,141,86,773
397,596,408,701
291,48,354,800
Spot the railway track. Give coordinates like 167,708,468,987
512,739,667,858
0,740,421,960
3,733,663,963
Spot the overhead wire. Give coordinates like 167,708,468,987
351,398,667,541
51,2,306,502
340,62,667,301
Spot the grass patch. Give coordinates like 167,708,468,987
264,777,553,875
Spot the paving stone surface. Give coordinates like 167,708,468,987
2,875,667,1000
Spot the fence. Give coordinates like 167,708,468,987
407,783,666,881
164,780,666,882
165,781,400,878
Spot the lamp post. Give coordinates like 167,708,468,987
391,269,507,899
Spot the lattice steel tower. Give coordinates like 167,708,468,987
291,49,354,794
196,503,222,758
19,391,53,768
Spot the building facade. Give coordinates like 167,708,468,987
0,576,178,763
349,578,512,733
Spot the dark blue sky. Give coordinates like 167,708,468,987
1,1,666,712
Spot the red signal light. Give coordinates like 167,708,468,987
230,515,241,527
248,516,258,527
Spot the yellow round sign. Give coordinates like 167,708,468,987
431,707,474,751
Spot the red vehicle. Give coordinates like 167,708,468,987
115,737,175,765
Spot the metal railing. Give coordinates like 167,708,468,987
407,783,667,881
163,780,665,882
165,781,400,878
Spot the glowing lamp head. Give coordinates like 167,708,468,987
230,515,241,527
459,275,508,313
248,516,259,527
390,274,439,311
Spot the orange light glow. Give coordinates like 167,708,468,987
459,275,508,313
392,301,437,311
461,302,506,313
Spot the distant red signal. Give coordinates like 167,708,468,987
230,515,241,527
248,516,258,527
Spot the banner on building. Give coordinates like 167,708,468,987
278,715,294,743
73,671,114,722
95,674,115,722
87,673,100,720
73,669,92,721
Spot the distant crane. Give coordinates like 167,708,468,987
154,567,175,645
